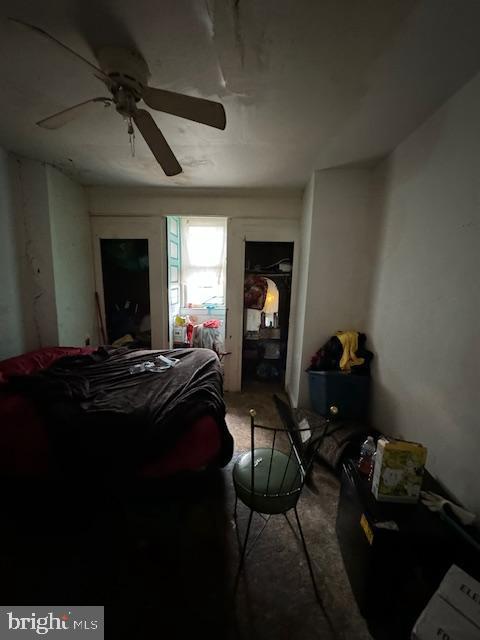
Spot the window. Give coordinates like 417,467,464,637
181,218,227,307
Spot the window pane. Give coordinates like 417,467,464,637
181,219,226,306
186,226,224,267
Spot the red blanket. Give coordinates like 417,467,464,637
0,347,227,477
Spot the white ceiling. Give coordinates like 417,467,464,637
0,0,479,188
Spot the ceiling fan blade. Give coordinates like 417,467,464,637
142,87,226,130
133,109,182,177
9,17,109,81
37,97,112,129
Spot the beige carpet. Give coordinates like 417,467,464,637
224,384,372,640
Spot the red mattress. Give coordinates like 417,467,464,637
0,347,221,478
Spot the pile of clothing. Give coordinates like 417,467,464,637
192,318,224,354
244,275,268,309
309,330,373,375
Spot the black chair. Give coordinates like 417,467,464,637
233,396,337,603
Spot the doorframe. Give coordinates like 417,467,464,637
224,218,299,392
91,216,168,349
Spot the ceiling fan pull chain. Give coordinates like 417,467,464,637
127,117,135,157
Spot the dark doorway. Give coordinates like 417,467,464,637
100,239,151,348
242,241,294,388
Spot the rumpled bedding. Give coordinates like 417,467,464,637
10,347,233,471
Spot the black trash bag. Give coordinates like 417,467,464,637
309,336,343,371
309,333,373,375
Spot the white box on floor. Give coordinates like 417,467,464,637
412,592,479,640
437,564,480,628
411,565,480,640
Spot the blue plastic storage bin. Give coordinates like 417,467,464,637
308,370,370,419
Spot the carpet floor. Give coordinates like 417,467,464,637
224,384,371,640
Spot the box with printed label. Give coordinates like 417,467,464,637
411,589,479,640
437,565,480,629
371,436,427,503
411,565,480,640
173,326,187,342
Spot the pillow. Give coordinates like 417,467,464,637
0,346,94,384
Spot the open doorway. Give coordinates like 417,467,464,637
166,217,227,354
100,238,152,348
242,241,294,389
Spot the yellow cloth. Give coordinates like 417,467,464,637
335,331,365,371
111,333,135,348
175,315,188,326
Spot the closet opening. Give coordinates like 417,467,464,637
166,217,227,356
242,241,294,390
100,238,152,348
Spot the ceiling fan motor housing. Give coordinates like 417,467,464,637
97,46,151,101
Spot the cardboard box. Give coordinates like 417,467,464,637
412,565,480,640
371,436,427,503
411,589,480,639
437,565,480,629
173,326,187,342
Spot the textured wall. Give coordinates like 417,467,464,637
47,167,97,346
9,156,59,350
0,154,97,359
0,149,26,359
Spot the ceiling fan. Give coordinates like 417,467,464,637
9,18,227,176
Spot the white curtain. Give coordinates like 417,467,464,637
181,218,227,306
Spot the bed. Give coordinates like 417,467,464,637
0,346,233,479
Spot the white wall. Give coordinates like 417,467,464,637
47,168,97,346
367,71,480,515
288,168,379,408
87,187,302,219
287,175,314,405
0,149,26,359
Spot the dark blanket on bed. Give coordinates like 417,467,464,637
10,347,233,471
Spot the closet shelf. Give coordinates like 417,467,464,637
246,271,291,277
